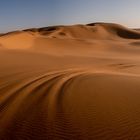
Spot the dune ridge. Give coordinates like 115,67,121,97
1,23,140,139
0,22,140,49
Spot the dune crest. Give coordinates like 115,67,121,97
1,23,140,51
0,31,38,49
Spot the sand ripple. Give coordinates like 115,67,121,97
0,69,140,139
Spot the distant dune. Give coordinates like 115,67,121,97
1,23,140,139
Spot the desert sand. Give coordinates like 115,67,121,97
1,23,140,139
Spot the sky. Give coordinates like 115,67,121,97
0,0,140,32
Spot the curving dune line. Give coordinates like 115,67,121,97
1,69,140,139
0,69,87,139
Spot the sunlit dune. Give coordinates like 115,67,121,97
1,23,140,139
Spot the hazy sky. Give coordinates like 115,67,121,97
0,0,140,32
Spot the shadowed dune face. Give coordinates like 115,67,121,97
116,28,140,39
130,41,140,46
1,23,140,139
87,22,140,39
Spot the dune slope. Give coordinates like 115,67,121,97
0,23,140,139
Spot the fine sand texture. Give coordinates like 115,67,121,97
1,23,140,139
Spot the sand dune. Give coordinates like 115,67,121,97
1,23,140,139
